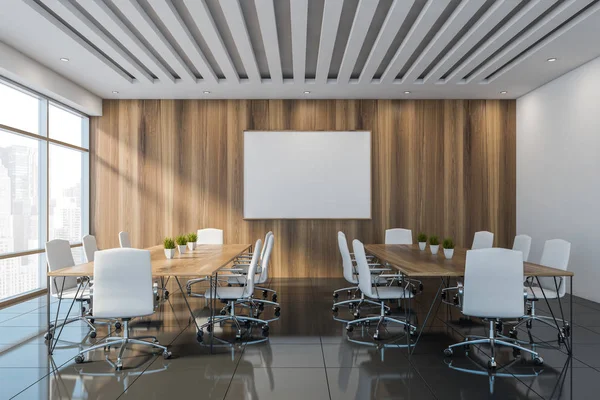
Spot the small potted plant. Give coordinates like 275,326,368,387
164,237,176,259
175,235,187,255
417,233,428,251
443,238,455,259
429,235,440,255
187,232,198,251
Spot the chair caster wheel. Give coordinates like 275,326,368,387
116,364,123,371
163,351,172,359
164,290,169,298
274,311,280,317
332,306,339,313
274,306,281,313
272,294,277,302
348,303,354,309
443,348,453,357
441,292,447,301
262,290,268,298
196,330,204,342
353,312,360,319
488,360,497,369
526,320,533,330
90,331,97,338
115,322,122,330
82,307,86,314
220,309,227,315
333,292,339,299
156,296,160,302
384,310,391,316
89,318,95,324
206,324,212,333
347,290,352,296
513,348,521,357
419,283,424,292
75,355,85,364
44,332,53,341
262,325,269,332
346,325,354,333
227,283,232,287
533,356,544,366
509,329,518,339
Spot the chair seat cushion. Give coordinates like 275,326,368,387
365,286,414,300
51,286,91,300
204,287,245,300
525,286,559,300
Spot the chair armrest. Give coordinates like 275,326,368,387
378,274,404,279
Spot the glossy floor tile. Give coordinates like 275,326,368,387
0,278,599,399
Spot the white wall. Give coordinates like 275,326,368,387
0,41,102,116
517,56,600,302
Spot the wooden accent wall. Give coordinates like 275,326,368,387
90,100,516,278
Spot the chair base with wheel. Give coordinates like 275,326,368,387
74,319,171,370
346,295,416,341
444,319,543,369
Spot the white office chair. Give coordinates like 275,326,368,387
332,232,389,316
443,248,543,368
200,239,270,340
74,248,171,370
187,228,224,295
236,231,271,261
44,239,96,340
232,233,278,302
512,234,532,262
509,239,571,341
384,228,413,244
472,231,494,249
118,231,131,248
346,240,416,340
228,232,273,286
82,234,99,263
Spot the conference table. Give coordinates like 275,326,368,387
45,243,251,354
364,244,575,354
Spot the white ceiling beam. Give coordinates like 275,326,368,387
220,0,261,82
380,0,451,84
469,0,592,83
290,0,308,84
358,0,414,84
148,0,217,83
487,0,600,83
44,0,154,83
118,0,196,83
402,0,483,84
23,0,132,83
255,0,283,84
337,0,378,84
75,0,174,83
182,0,238,83
315,0,344,84
423,0,517,84
444,0,557,84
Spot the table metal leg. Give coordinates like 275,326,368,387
534,277,571,354
570,277,573,353
410,278,446,355
51,278,88,354
46,275,51,355
174,277,203,334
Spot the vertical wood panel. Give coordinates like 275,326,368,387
90,99,516,277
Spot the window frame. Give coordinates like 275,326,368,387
0,76,89,306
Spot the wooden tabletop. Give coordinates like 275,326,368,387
365,244,574,278
47,244,252,277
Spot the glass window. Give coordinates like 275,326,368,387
49,144,84,244
49,104,88,148
0,83,40,134
0,253,45,301
0,129,41,254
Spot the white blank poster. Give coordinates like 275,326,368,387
244,131,371,219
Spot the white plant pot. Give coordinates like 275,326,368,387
187,242,196,251
430,245,439,255
418,242,427,251
177,245,187,255
444,248,454,259
164,248,175,259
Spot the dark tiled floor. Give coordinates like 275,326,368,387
0,278,599,399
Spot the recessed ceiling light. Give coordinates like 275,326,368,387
60,58,69,62
404,91,411,94
547,57,557,62
500,91,507,94
304,91,311,94
203,90,211,94
112,91,119,94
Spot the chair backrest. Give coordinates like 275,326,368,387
256,234,274,284
119,231,131,248
538,239,571,297
45,239,77,294
462,248,524,319
352,239,374,298
242,239,262,298
338,232,357,284
472,231,494,249
385,228,413,244
197,228,223,244
512,234,532,262
92,248,154,318
82,235,98,263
